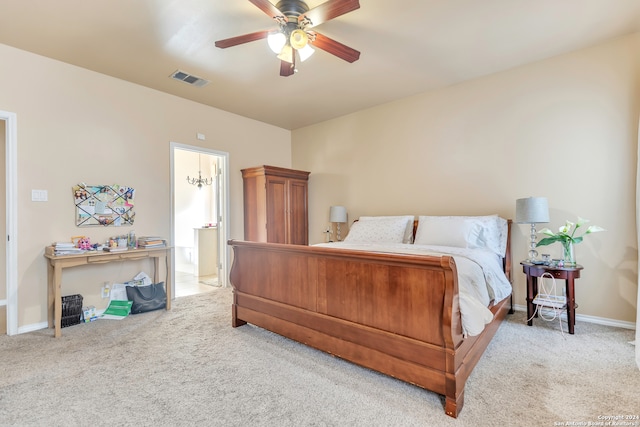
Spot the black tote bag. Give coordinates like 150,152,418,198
126,282,166,314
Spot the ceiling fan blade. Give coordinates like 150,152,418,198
301,0,360,27
309,32,360,63
215,30,270,49
280,57,295,77
249,0,288,22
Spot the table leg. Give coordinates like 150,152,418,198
526,275,538,326
54,265,63,338
47,261,54,328
153,253,172,311
566,278,576,334
165,251,172,310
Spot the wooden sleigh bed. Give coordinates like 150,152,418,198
228,217,512,418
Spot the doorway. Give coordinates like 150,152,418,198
170,143,229,299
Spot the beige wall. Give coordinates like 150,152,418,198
292,33,640,324
0,43,292,330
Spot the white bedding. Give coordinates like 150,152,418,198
313,242,512,337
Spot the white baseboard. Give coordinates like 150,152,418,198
512,304,636,330
17,321,48,335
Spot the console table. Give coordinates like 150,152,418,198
521,262,583,334
44,246,172,338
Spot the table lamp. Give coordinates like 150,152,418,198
515,197,549,262
329,206,347,241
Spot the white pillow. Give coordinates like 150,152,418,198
359,215,415,243
470,215,507,256
343,217,409,244
414,216,482,248
415,215,508,256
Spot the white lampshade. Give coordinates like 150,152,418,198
277,44,294,63
267,32,286,54
297,44,315,62
329,206,347,223
516,197,550,224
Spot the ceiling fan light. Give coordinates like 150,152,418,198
267,32,286,54
298,44,315,62
290,29,308,50
277,45,294,64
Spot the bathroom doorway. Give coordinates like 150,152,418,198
170,143,229,298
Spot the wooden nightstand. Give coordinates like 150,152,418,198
521,262,584,334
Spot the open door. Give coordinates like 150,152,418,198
215,155,225,284
0,119,5,334
1,110,17,335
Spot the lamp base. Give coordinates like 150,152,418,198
527,223,539,262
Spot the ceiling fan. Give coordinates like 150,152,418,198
215,0,361,77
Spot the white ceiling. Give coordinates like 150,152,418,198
1,0,640,130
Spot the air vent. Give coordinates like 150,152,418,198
169,70,210,87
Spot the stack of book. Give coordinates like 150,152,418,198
53,242,85,255
137,237,166,248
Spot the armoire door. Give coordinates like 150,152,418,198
287,179,308,245
265,176,288,243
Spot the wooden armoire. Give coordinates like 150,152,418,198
241,165,310,245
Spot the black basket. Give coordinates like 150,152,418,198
61,294,83,328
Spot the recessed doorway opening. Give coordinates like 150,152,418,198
171,143,229,299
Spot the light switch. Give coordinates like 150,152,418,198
31,189,48,202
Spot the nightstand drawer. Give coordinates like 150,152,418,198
549,270,568,279
548,269,581,279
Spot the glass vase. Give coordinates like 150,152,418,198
562,241,575,267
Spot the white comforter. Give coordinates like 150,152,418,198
313,242,512,337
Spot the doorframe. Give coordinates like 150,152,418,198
1,110,18,335
170,142,230,292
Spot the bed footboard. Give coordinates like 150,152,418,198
228,240,508,418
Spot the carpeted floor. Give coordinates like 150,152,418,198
0,287,637,427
